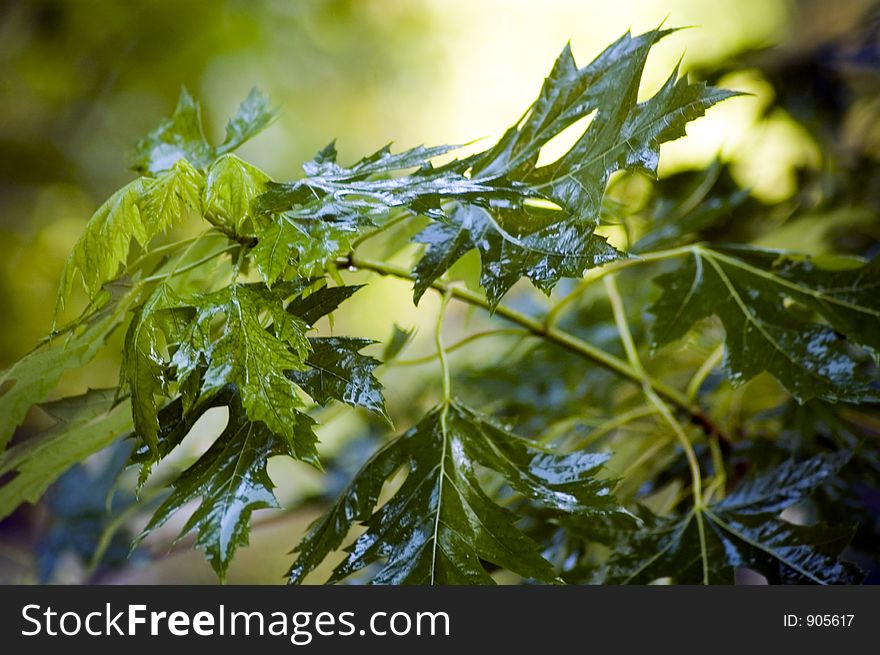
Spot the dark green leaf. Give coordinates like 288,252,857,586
257,30,734,305
285,284,363,326
216,88,278,156
651,246,880,402
139,397,306,580
120,284,194,452
603,453,861,584
133,88,276,177
133,88,214,175
288,337,386,418
289,401,621,584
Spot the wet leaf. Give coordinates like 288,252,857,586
651,245,880,402
285,283,363,326
170,283,318,463
289,401,621,584
603,453,861,584
138,396,305,581
288,337,386,418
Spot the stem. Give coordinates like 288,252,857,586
687,344,724,401
435,289,453,403
351,211,411,249
544,245,693,329
605,274,710,584
341,253,724,439
125,231,227,272
142,245,238,283
394,328,529,366
562,405,658,449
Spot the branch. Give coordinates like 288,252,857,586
338,252,731,445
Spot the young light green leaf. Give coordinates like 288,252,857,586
1,285,136,449
133,88,214,175
58,179,148,305
0,389,131,520
59,159,204,308
289,401,621,584
204,154,271,235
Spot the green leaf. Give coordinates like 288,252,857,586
1,285,135,449
139,396,303,581
382,323,416,361
120,284,194,453
251,211,365,283
412,203,623,305
141,159,205,232
133,88,214,175
258,30,733,305
128,388,235,489
410,28,735,305
58,180,147,304
288,401,621,584
0,389,131,520
171,284,318,464
650,245,880,402
134,87,276,176
216,88,278,156
603,453,861,584
289,337,386,418
257,141,483,216
525,64,738,220
285,284,363,327
204,154,271,235
59,160,204,307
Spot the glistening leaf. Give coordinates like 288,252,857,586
603,452,861,584
133,88,214,175
412,202,622,305
285,283,363,327
216,88,278,157
288,337,387,418
120,284,194,453
138,396,306,580
288,401,621,584
204,154,271,235
134,88,276,176
650,245,880,402
170,284,318,464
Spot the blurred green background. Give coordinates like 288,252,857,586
1,0,878,583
